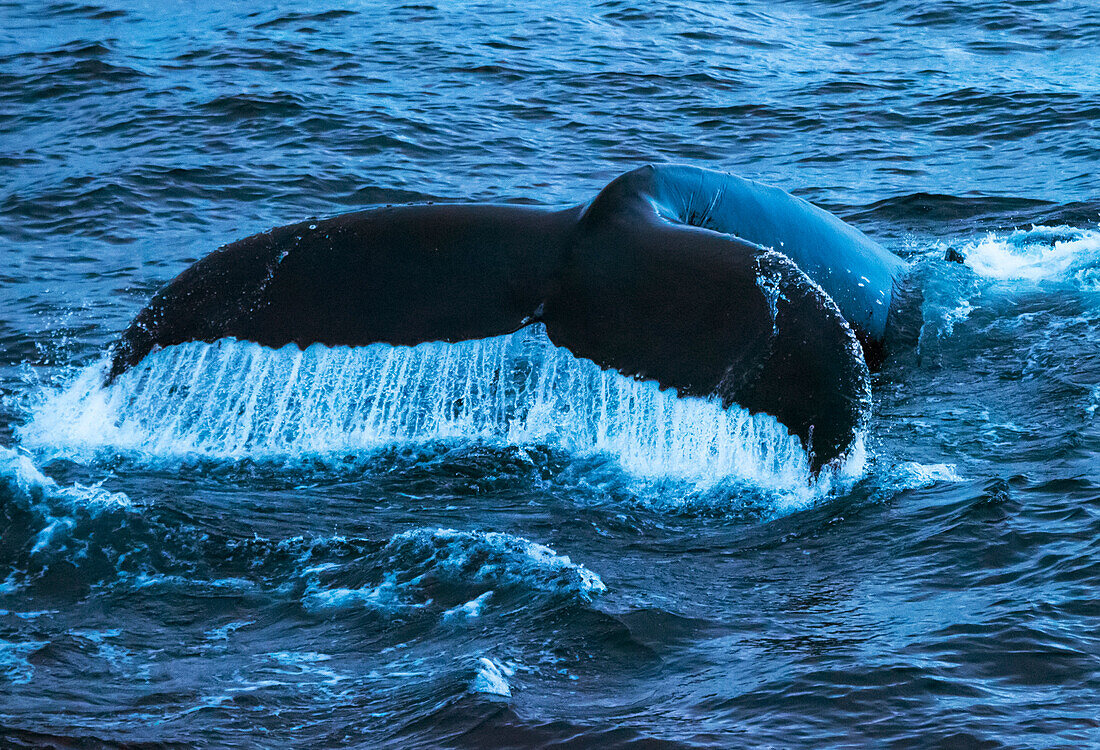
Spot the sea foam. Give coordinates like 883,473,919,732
299,527,606,616
959,225,1100,290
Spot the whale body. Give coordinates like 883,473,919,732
108,165,907,469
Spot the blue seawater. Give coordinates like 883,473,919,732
1,1,1098,747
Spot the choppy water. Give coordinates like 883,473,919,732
2,1,1099,747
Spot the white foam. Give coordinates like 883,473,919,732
470,656,513,698
442,591,493,622
302,574,404,613
18,326,857,497
298,527,606,616
0,446,131,510
0,639,46,685
0,446,133,567
0,447,53,500
386,527,606,599
888,462,963,490
959,225,1100,289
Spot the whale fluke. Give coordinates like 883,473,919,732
109,166,905,469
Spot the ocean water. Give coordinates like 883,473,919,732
1,1,1099,747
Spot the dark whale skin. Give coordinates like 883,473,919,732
109,166,904,469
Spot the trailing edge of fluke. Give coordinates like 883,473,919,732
108,165,908,470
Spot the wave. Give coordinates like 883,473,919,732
853,192,1053,226
0,447,603,619
0,446,133,552
19,326,861,497
0,638,45,685
956,225,1100,290
301,527,606,615
470,656,514,699
910,224,1100,355
846,194,1100,240
0,445,137,591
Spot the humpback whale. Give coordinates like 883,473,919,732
108,165,907,470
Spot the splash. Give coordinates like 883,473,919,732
0,445,132,520
19,326,857,494
958,225,1100,290
0,446,135,593
0,445,607,617
301,527,606,615
0,639,46,685
470,656,514,699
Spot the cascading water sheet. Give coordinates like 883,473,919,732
21,325,855,493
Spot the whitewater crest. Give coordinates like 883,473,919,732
0,447,605,613
301,527,606,615
19,326,861,493
958,225,1100,290
0,446,135,593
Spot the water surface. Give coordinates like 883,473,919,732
1,1,1099,747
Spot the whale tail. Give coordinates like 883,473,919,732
108,166,893,469
107,203,572,384
547,168,871,468
108,225,290,382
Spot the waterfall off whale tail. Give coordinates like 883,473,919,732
107,165,904,470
